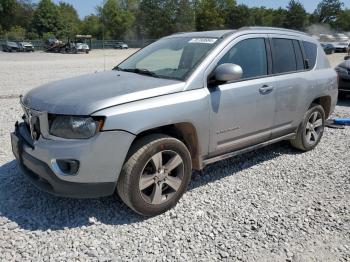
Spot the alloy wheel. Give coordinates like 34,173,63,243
139,150,184,205
305,111,323,145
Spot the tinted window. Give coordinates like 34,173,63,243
272,38,297,74
293,40,305,70
302,41,317,69
218,38,268,79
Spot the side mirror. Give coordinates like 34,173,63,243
344,56,350,61
214,63,243,82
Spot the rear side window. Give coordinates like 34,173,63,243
293,40,305,70
302,41,317,69
271,38,297,74
218,38,268,79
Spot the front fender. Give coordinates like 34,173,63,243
92,89,211,157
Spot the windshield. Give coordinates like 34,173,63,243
115,37,219,80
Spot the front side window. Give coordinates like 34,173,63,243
218,38,268,79
116,37,220,80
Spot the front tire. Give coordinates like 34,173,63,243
117,134,192,216
290,104,325,151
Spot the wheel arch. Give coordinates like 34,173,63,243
310,95,332,118
129,122,202,171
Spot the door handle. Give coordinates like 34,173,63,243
259,85,274,95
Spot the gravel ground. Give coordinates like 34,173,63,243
0,51,349,261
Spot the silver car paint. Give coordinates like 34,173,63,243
19,27,337,187
23,71,184,115
24,130,134,183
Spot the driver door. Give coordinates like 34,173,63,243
208,34,276,156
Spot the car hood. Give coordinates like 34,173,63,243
22,70,185,115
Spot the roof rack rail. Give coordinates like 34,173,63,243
239,26,308,36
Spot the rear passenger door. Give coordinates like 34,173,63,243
268,36,308,138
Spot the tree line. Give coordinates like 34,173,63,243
0,0,349,41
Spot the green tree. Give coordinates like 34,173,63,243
271,8,288,28
335,9,350,31
226,4,251,29
174,0,195,32
81,14,102,39
249,7,264,25
285,0,307,30
138,0,171,38
0,0,18,31
98,0,135,39
195,0,225,31
14,0,35,31
6,25,26,40
313,0,344,23
31,0,63,37
58,2,80,37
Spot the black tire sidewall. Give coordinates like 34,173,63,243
127,137,192,216
300,105,325,150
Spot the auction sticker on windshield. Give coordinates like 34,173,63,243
189,38,217,44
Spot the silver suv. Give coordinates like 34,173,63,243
11,27,338,216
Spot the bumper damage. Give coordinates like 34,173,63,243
11,122,134,198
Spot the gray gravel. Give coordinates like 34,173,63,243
0,52,350,261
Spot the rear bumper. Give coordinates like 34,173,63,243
11,122,134,198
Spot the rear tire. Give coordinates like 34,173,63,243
290,104,325,151
117,134,192,216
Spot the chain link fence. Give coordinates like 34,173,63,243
0,38,156,51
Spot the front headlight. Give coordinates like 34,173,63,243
49,115,104,139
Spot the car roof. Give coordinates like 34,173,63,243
167,27,314,41
168,30,236,39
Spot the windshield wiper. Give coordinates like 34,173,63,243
115,67,159,78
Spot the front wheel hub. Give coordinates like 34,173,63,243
139,150,184,205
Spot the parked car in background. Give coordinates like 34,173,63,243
45,35,91,54
75,35,91,54
334,42,350,53
334,33,349,42
11,27,338,216
321,43,335,54
75,42,90,53
2,41,20,52
18,42,35,52
336,59,350,97
319,34,336,42
114,41,128,49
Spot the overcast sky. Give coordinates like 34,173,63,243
34,0,350,19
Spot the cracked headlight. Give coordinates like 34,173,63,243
49,115,104,139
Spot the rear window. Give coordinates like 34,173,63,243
271,38,297,74
302,41,317,69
